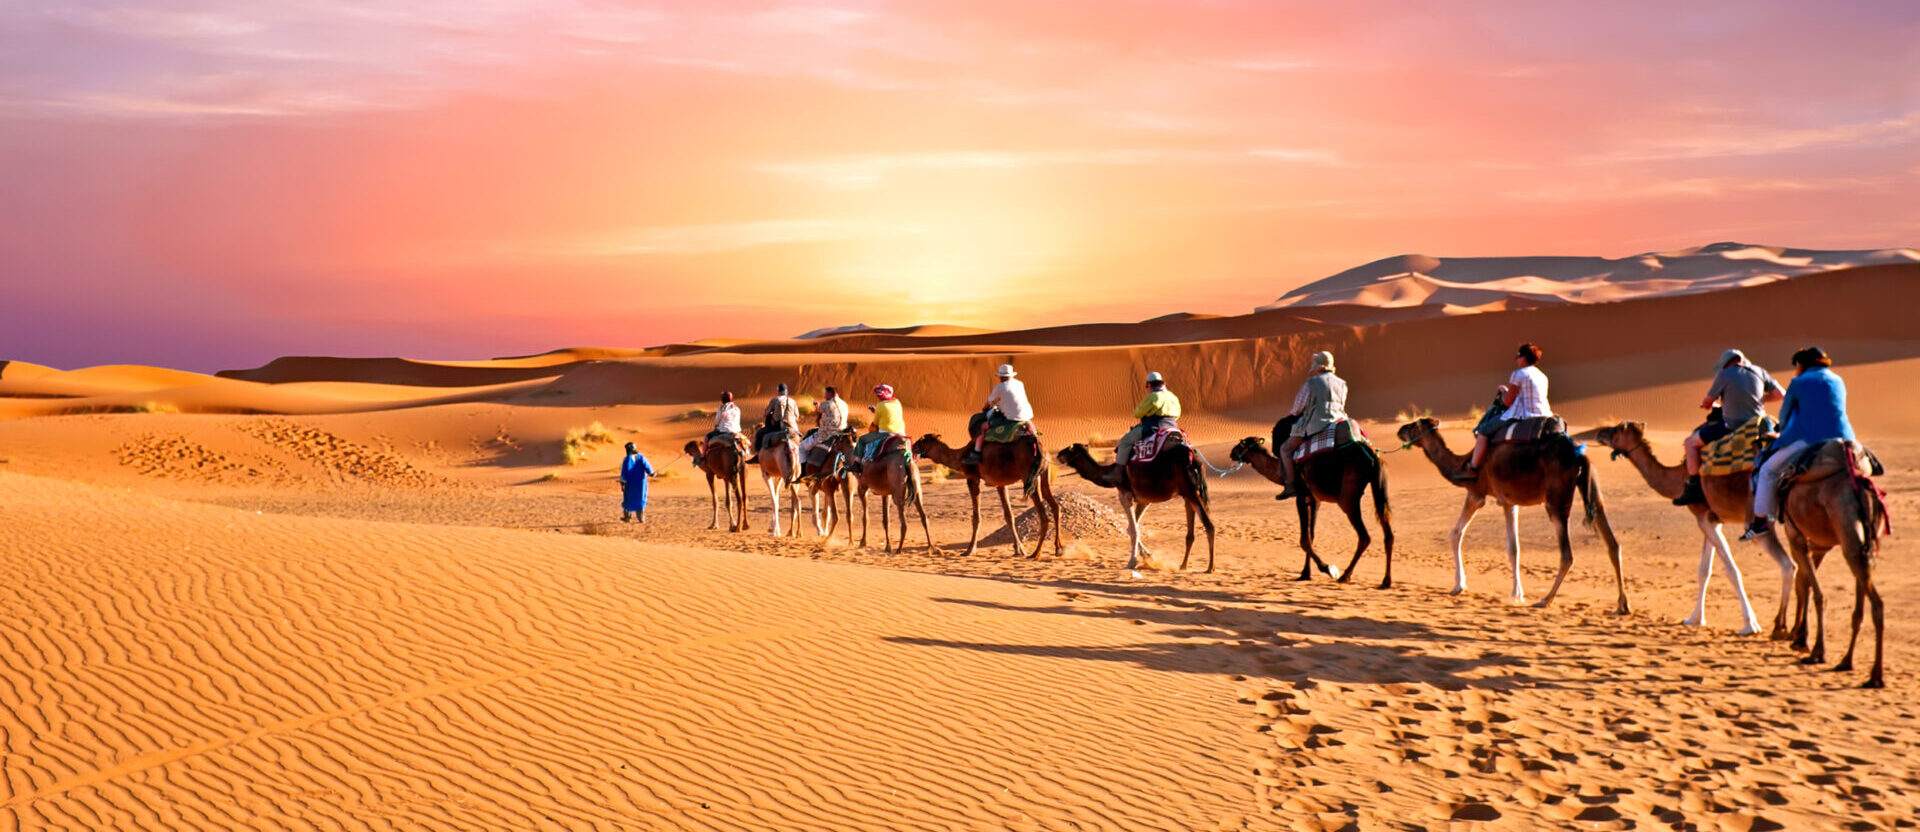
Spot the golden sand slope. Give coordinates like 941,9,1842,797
0,472,1265,830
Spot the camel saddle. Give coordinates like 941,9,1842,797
971,411,1037,445
704,432,750,457
1781,439,1883,486
1700,417,1770,476
858,432,909,461
754,425,794,453
1130,428,1188,464
1489,415,1567,445
1293,419,1371,463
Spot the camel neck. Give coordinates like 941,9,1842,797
1622,443,1685,498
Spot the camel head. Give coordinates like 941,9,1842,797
1056,443,1090,465
683,440,701,457
1228,436,1266,463
911,433,943,457
1396,417,1441,447
1593,421,1647,461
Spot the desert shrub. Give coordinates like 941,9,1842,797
668,409,713,423
1393,405,1434,423
539,471,561,482
847,413,868,430
562,421,617,465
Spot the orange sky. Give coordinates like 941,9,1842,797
2,1,1916,370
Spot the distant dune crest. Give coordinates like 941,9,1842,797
1263,243,1920,313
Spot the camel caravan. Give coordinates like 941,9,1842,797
682,344,1893,687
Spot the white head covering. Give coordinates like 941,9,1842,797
996,364,1016,378
1311,351,1335,372
1717,349,1747,372
1145,371,1164,384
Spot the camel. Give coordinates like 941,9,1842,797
797,433,854,544
1396,418,1627,613
1594,421,1793,637
830,432,933,554
1772,442,1891,687
913,432,1062,559
754,430,802,538
1230,416,1393,586
1056,440,1215,572
684,438,750,532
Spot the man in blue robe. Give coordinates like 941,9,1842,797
621,442,655,522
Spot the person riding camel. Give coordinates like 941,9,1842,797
1276,351,1349,500
1673,349,1784,506
756,382,802,477
1115,371,1180,463
1454,343,1552,484
797,385,849,482
964,364,1033,465
854,384,906,468
694,391,748,467
1745,347,1854,540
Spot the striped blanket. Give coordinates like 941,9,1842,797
1293,420,1371,462
1701,417,1768,476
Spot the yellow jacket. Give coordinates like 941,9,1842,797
1133,389,1181,419
871,399,906,435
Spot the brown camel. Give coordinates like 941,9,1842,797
1594,421,1793,637
684,438,750,532
1056,441,1215,572
913,432,1062,559
1773,441,1890,687
1230,416,1393,587
1396,418,1627,613
755,432,802,538
829,433,933,554
797,433,854,544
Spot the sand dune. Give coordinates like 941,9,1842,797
1265,242,1920,311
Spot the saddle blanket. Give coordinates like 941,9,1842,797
1130,428,1186,463
855,432,908,461
754,426,794,453
1293,420,1371,462
983,420,1036,444
1490,415,1567,444
1701,417,1768,476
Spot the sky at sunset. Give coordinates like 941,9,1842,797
3,1,1917,371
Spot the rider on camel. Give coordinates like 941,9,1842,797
1673,348,1784,506
1454,343,1552,484
1116,371,1181,463
1276,351,1348,500
1745,347,1855,540
964,364,1033,465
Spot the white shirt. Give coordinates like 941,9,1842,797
714,402,741,434
1506,365,1553,420
815,396,848,431
988,378,1034,422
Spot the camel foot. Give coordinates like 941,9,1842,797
1681,614,1704,627
1448,584,1466,597
1294,572,1313,582
1768,625,1791,641
1736,622,1763,637
1324,564,1343,581
1335,572,1353,584
1833,659,1854,673
1798,654,1823,666
1510,594,1529,606
1864,674,1885,689
1377,578,1392,590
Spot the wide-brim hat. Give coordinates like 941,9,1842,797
1145,371,1164,384
1311,351,1335,371
996,364,1017,377
1717,349,1746,372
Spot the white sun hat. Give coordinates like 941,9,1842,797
997,364,1016,377
1145,371,1164,383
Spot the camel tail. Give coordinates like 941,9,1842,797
1575,452,1602,531
1370,457,1392,529
1854,467,1891,567
1185,449,1210,504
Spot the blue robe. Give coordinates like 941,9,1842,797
621,452,653,511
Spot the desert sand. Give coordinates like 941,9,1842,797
4,253,1919,830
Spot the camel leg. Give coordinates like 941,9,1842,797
1591,499,1630,616
998,486,1026,559
1124,496,1146,571
914,486,934,556
858,489,869,548
1684,533,1713,627
1338,492,1370,585
707,473,720,530
1196,496,1216,574
1533,510,1572,609
1505,504,1527,605
1835,518,1875,678
1800,544,1830,665
1758,533,1796,640
764,472,783,537
962,480,982,556
1786,534,1816,651
1041,472,1064,557
787,481,801,539
1446,494,1486,595
1295,498,1329,581
1175,499,1190,568
881,490,894,552
1704,518,1762,635
1865,573,1887,689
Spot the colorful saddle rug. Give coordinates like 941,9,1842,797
753,426,794,453
982,419,1036,444
1130,428,1187,464
1701,417,1768,476
855,431,908,461
1293,419,1372,462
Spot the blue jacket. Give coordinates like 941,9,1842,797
1774,367,1854,448
621,452,654,511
